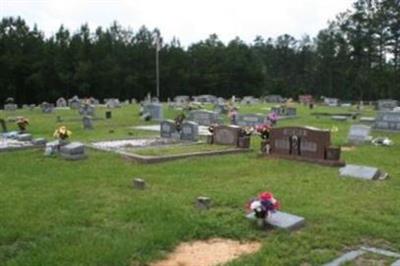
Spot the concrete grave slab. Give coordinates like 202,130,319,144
339,164,388,180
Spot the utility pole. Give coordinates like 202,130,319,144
155,34,160,99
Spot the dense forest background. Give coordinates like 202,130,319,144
0,0,399,104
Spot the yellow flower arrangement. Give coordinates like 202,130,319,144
53,126,72,140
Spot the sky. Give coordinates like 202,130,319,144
1,0,355,46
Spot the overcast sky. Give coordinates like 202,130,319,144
1,0,354,46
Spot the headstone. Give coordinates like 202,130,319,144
196,196,211,209
269,126,343,165
82,116,93,130
298,95,313,105
180,121,199,141
143,103,163,121
377,99,398,111
237,114,267,127
213,125,241,146
241,96,259,105
347,124,371,145
33,138,47,145
324,97,339,107
192,95,217,104
59,142,86,160
339,164,387,180
187,110,219,126
266,211,305,231
105,111,112,119
271,106,297,117
68,96,81,109
79,104,95,116
4,104,17,111
374,111,400,131
41,102,54,113
16,133,32,141
265,95,283,103
56,97,67,107
133,178,146,190
160,120,179,138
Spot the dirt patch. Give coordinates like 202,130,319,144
151,238,261,266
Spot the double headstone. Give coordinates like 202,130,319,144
347,124,371,145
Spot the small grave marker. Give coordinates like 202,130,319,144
196,196,211,209
133,178,146,190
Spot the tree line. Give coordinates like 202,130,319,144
0,0,399,105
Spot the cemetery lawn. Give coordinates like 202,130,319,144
128,143,234,156
1,103,400,266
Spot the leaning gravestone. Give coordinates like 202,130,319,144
82,116,93,130
348,124,371,145
339,164,387,180
187,110,219,126
180,121,199,141
374,111,400,131
213,125,241,146
237,114,266,127
160,120,179,138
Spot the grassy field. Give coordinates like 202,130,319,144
1,103,400,266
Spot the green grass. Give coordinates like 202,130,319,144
1,103,400,266
130,143,233,156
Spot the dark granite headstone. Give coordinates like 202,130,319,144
213,125,241,146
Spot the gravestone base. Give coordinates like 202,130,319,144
60,142,86,160
265,154,345,167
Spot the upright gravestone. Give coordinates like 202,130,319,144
187,110,219,126
4,104,17,111
348,124,371,145
56,97,67,108
68,96,81,109
105,98,121,108
79,104,95,116
237,114,267,127
180,121,199,141
41,102,54,113
213,125,241,146
160,120,179,138
143,103,163,121
82,116,93,130
374,111,400,131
